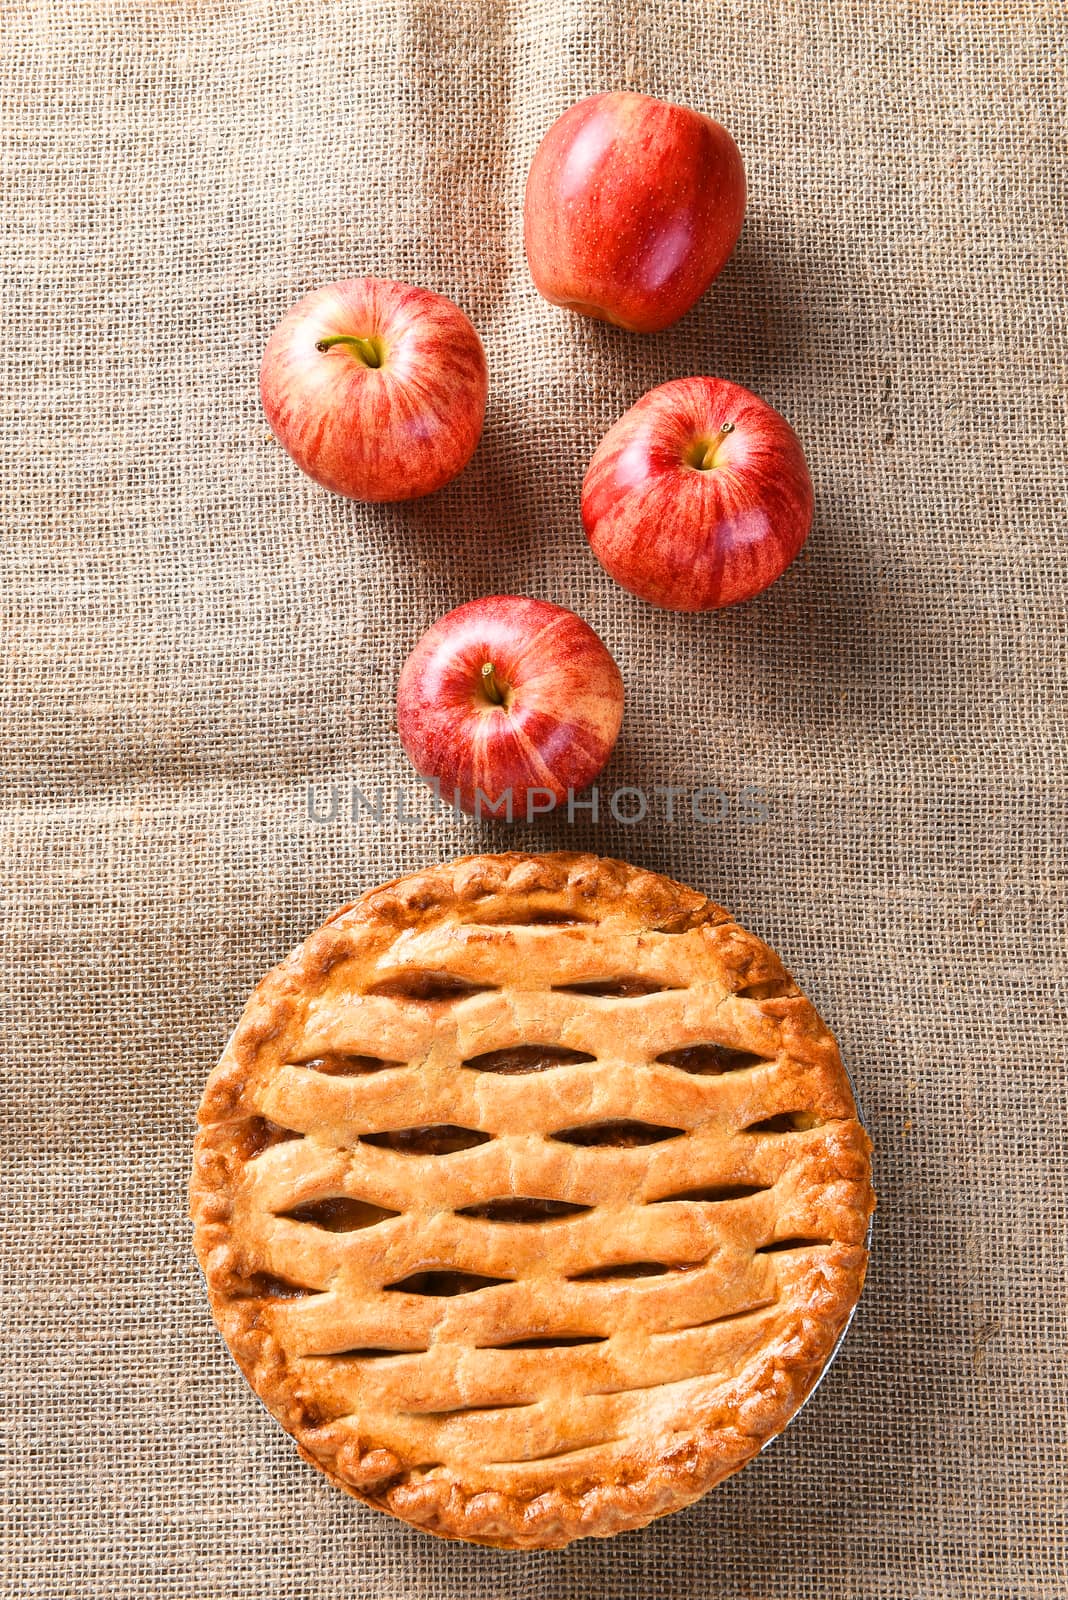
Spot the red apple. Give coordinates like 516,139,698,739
260,278,487,501
524,92,746,334
396,596,624,819
582,377,813,610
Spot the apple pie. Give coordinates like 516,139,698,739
190,852,874,1548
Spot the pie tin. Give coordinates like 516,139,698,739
759,1064,874,1452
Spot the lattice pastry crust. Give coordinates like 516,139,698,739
190,852,874,1548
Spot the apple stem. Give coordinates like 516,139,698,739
698,422,735,471
315,333,382,368
480,662,505,705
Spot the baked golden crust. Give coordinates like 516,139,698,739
190,852,874,1549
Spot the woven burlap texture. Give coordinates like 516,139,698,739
2,1,1064,1596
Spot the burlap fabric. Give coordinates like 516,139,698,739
2,1,1064,1595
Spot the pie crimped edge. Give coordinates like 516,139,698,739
190,851,875,1549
